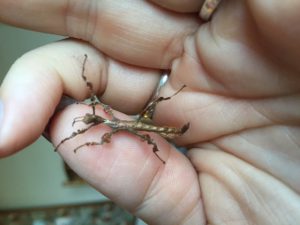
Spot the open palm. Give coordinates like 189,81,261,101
0,1,299,224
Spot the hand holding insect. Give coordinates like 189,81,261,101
55,55,189,164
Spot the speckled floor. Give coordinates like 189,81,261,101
0,202,136,225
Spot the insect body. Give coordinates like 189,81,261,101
54,55,189,163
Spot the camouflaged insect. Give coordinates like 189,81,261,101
55,55,189,163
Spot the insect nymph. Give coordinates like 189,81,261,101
55,55,189,163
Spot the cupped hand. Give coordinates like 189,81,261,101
0,1,300,224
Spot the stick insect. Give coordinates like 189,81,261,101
55,54,189,163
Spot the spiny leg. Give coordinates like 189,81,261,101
100,129,120,144
80,54,99,115
97,101,117,120
54,123,99,151
73,141,102,153
73,129,120,153
138,85,186,123
127,129,165,164
80,54,117,120
83,99,118,120
81,54,94,95
72,115,86,127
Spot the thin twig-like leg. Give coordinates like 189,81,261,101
72,115,86,127
100,129,120,144
82,99,117,122
81,54,93,95
80,54,116,119
127,128,165,163
80,54,98,116
73,129,120,153
77,54,118,121
138,85,186,123
73,141,102,153
54,123,99,151
97,102,117,120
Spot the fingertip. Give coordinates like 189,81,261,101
0,99,9,157
0,56,63,157
0,88,60,158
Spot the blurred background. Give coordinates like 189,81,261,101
0,24,144,225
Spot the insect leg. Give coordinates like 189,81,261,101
127,129,165,164
138,85,186,122
72,115,86,126
81,54,94,96
73,141,102,153
79,54,118,120
54,123,99,151
73,129,120,153
100,129,120,144
98,102,117,120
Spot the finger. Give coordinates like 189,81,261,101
148,0,203,12
246,1,300,70
50,103,204,224
0,0,66,33
0,0,199,68
0,39,160,157
188,148,300,224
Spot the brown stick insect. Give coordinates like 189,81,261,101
54,54,190,163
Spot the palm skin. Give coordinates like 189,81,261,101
0,1,300,224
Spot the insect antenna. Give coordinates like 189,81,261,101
138,84,187,122
165,84,187,100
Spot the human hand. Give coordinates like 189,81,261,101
0,1,300,224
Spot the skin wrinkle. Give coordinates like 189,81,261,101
251,94,300,125
95,55,109,98
170,35,214,91
198,172,249,225
170,171,200,221
179,202,204,225
149,0,202,13
63,0,201,69
164,30,192,69
133,166,164,214
215,102,271,135
247,100,274,125
128,147,164,211
134,176,168,222
64,0,96,41
200,149,300,224
197,6,300,97
251,102,278,125
216,162,265,223
180,44,300,102
134,146,170,205
62,0,70,36
239,179,284,224
247,126,300,192
285,127,300,150
175,181,202,225
84,0,98,43
135,150,199,224
64,0,80,38
194,29,233,95
210,137,256,170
